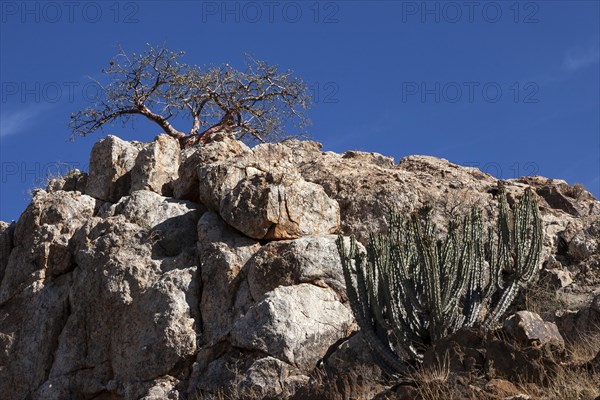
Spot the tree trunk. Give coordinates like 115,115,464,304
138,105,186,139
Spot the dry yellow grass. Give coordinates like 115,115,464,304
193,326,600,399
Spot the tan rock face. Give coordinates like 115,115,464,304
230,284,354,369
196,139,340,240
173,134,251,202
0,221,15,284
219,172,340,239
246,235,349,300
503,311,565,348
86,135,146,202
131,134,181,196
197,211,261,345
1,134,599,399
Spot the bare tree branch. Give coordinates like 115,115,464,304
70,44,311,147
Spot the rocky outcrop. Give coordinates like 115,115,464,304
196,139,340,240
85,135,146,202
245,235,349,300
503,311,564,348
0,221,15,284
230,284,354,369
131,134,181,196
0,133,599,399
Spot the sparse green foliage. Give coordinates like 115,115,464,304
337,186,543,375
70,44,311,146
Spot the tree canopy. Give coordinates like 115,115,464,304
70,45,311,146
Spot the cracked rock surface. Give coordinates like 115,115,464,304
1,133,599,399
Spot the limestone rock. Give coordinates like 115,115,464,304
0,204,198,399
173,134,251,202
131,134,181,196
539,267,573,289
299,152,498,243
0,190,98,303
190,349,304,399
113,190,203,256
51,216,198,397
503,311,564,347
2,134,600,399
230,284,354,369
0,221,15,284
220,172,340,240
196,140,340,240
197,211,260,344
46,169,88,193
342,150,395,168
318,332,386,398
555,294,600,341
86,135,145,202
246,235,348,301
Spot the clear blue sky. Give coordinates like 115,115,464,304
1,0,599,222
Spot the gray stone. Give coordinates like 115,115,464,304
197,211,261,344
196,140,340,240
2,134,600,399
131,134,181,196
114,190,203,256
503,311,564,347
540,267,573,289
46,169,88,193
342,150,395,168
246,235,348,301
556,294,600,342
86,135,145,202
0,221,15,285
220,172,340,240
0,190,97,303
173,134,251,202
230,284,354,369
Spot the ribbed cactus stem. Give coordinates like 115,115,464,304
337,186,543,374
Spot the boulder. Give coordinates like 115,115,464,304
197,211,261,345
0,206,199,400
113,190,203,256
230,284,354,369
220,172,340,240
196,140,340,240
557,220,600,262
46,169,88,193
246,235,348,301
0,221,15,284
555,294,600,341
2,134,600,399
539,267,573,289
51,216,198,397
131,134,180,196
0,190,98,303
342,150,395,168
317,332,386,399
189,349,305,400
173,133,251,202
503,311,564,348
536,185,583,217
86,135,146,202
298,152,497,243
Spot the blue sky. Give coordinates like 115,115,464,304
1,0,599,222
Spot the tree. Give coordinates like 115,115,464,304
337,186,543,375
69,45,311,146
